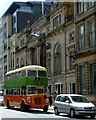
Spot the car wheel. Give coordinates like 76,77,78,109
90,115,95,119
70,109,75,118
54,108,59,115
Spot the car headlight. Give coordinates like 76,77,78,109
75,107,84,110
93,107,96,110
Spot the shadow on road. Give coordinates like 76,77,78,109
6,107,54,115
59,114,92,119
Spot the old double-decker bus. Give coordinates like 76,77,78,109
3,65,49,112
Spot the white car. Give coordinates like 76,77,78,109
0,91,3,106
54,94,96,118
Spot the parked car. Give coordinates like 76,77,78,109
0,91,3,106
54,94,96,118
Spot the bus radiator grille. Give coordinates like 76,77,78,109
34,98,42,105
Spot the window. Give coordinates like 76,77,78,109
38,71,46,77
4,65,7,75
0,28,3,53
70,57,75,70
56,96,61,101
20,39,25,47
79,25,85,49
89,21,95,46
56,16,59,26
11,53,12,70
47,59,51,74
54,43,61,74
88,0,95,7
0,58,3,64
12,14,16,34
22,70,26,77
53,14,61,27
47,26,50,33
20,58,24,67
28,70,36,77
0,68,2,83
4,23,7,50
77,1,84,14
16,57,19,68
90,63,96,94
28,87,36,94
60,96,65,102
71,96,89,103
80,66,86,95
70,83,76,94
70,32,74,42
55,84,63,95
37,89,43,94
13,52,14,70
16,57,19,64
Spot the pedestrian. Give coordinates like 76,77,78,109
54,92,57,100
52,93,54,105
44,93,47,99
49,94,52,107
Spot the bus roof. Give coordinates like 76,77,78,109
6,65,47,75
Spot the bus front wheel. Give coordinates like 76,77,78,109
7,100,10,109
43,105,48,112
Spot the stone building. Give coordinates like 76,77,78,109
15,2,75,95
1,1,96,104
0,1,51,92
0,15,12,91
74,1,96,103
45,3,75,95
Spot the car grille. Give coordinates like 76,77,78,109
84,107,92,110
34,98,42,105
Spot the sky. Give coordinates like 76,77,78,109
0,0,46,18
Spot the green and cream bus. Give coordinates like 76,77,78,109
3,65,49,112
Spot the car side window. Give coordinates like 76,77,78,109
64,96,70,102
56,96,61,101
60,96,65,102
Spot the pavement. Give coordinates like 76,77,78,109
49,105,54,110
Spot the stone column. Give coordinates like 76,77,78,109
85,62,90,95
76,64,80,94
37,46,40,65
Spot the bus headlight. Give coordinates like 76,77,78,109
28,100,31,103
27,96,31,103
45,100,48,103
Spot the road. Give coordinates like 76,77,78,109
0,106,95,120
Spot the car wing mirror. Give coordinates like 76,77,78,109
65,100,71,103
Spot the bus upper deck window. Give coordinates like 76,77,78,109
38,71,46,77
28,70,36,77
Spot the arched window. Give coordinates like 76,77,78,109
54,43,61,74
20,58,24,67
46,52,51,74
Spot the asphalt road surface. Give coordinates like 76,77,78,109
0,106,95,120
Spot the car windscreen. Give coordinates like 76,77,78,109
37,89,43,94
38,71,46,77
71,96,90,103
